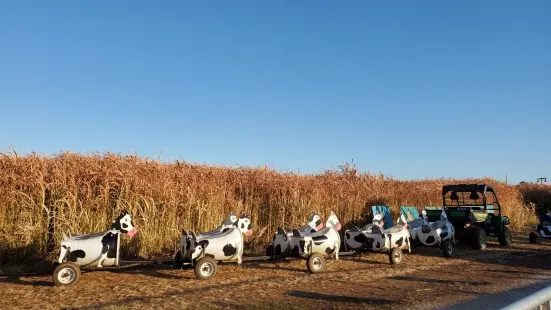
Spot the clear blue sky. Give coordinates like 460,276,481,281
1,1,549,184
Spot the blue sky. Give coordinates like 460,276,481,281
0,1,549,183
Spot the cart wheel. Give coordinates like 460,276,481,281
194,257,217,280
442,240,453,257
529,232,538,244
307,254,325,273
52,262,81,287
389,248,403,265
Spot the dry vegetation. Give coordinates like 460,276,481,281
0,151,545,265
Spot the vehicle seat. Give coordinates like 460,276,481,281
408,218,426,229
384,226,404,234
303,227,331,238
431,220,446,230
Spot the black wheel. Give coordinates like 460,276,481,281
442,240,453,257
389,248,403,265
306,253,325,273
470,228,487,250
52,262,81,287
529,232,538,244
194,257,217,280
499,227,512,246
173,250,183,268
265,245,274,257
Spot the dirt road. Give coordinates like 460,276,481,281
2,233,551,310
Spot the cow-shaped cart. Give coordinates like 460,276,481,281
178,213,253,280
268,212,324,260
344,210,411,265
288,211,342,273
52,210,138,286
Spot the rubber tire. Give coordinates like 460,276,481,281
389,248,403,265
442,240,453,257
194,257,217,280
52,262,81,287
265,245,274,257
499,227,512,246
470,228,487,250
529,232,538,244
306,254,325,273
173,250,183,269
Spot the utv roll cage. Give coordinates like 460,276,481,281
442,183,502,215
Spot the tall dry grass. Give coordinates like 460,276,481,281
0,152,539,264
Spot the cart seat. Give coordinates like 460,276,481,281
370,225,384,234
408,218,426,229
431,220,447,230
384,226,405,234
65,231,108,241
303,227,331,238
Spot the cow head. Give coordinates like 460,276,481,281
326,211,342,231
307,212,324,231
235,213,253,237
220,211,238,229
111,210,137,238
373,213,385,227
397,213,408,228
440,210,448,221
421,210,428,221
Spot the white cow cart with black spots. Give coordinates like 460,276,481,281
52,210,138,286
289,211,343,273
178,213,253,280
268,212,325,260
412,209,455,257
344,213,411,264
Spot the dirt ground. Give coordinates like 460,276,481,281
2,231,551,310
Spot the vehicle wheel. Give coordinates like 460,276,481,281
442,240,453,257
389,248,403,265
306,254,325,273
194,257,217,280
529,232,538,244
52,262,81,287
470,228,487,250
499,227,512,246
173,250,183,268
265,245,274,257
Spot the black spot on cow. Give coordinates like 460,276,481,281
375,241,380,249
345,232,350,239
312,236,328,242
365,237,375,249
283,235,288,242
354,234,367,244
272,234,276,242
222,244,237,257
101,232,118,259
426,236,436,244
292,245,299,254
395,237,404,247
325,246,335,254
300,240,306,252
222,228,231,233
312,235,328,245
68,250,85,262
275,244,281,255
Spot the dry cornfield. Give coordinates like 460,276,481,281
0,151,545,265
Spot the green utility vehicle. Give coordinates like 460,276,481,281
443,184,512,250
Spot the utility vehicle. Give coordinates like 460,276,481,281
443,184,511,250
